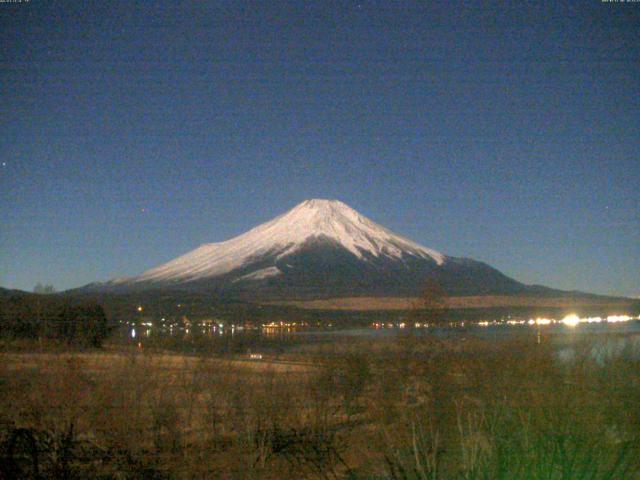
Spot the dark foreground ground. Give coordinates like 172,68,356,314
1,329,640,479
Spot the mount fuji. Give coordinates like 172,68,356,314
98,199,542,300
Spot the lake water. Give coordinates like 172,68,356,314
124,319,640,362
292,319,640,338
127,318,640,341
300,321,640,363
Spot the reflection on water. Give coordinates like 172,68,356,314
122,316,640,343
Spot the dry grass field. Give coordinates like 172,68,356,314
1,332,640,479
1,350,316,375
270,295,637,311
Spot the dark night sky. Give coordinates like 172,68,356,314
1,1,638,296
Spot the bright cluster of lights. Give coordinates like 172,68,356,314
528,318,553,326
561,314,580,327
262,321,309,329
475,314,638,328
371,314,638,330
373,322,429,329
607,315,634,323
557,314,637,327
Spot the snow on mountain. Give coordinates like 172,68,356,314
233,266,282,283
124,199,446,284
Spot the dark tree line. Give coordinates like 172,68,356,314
0,293,109,347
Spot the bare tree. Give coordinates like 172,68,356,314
408,279,448,328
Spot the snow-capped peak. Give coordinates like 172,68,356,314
128,199,446,284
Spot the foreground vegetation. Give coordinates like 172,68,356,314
0,292,109,347
1,328,639,479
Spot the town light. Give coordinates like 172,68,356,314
561,314,580,327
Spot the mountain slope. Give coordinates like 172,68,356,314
119,199,445,285
99,199,538,299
